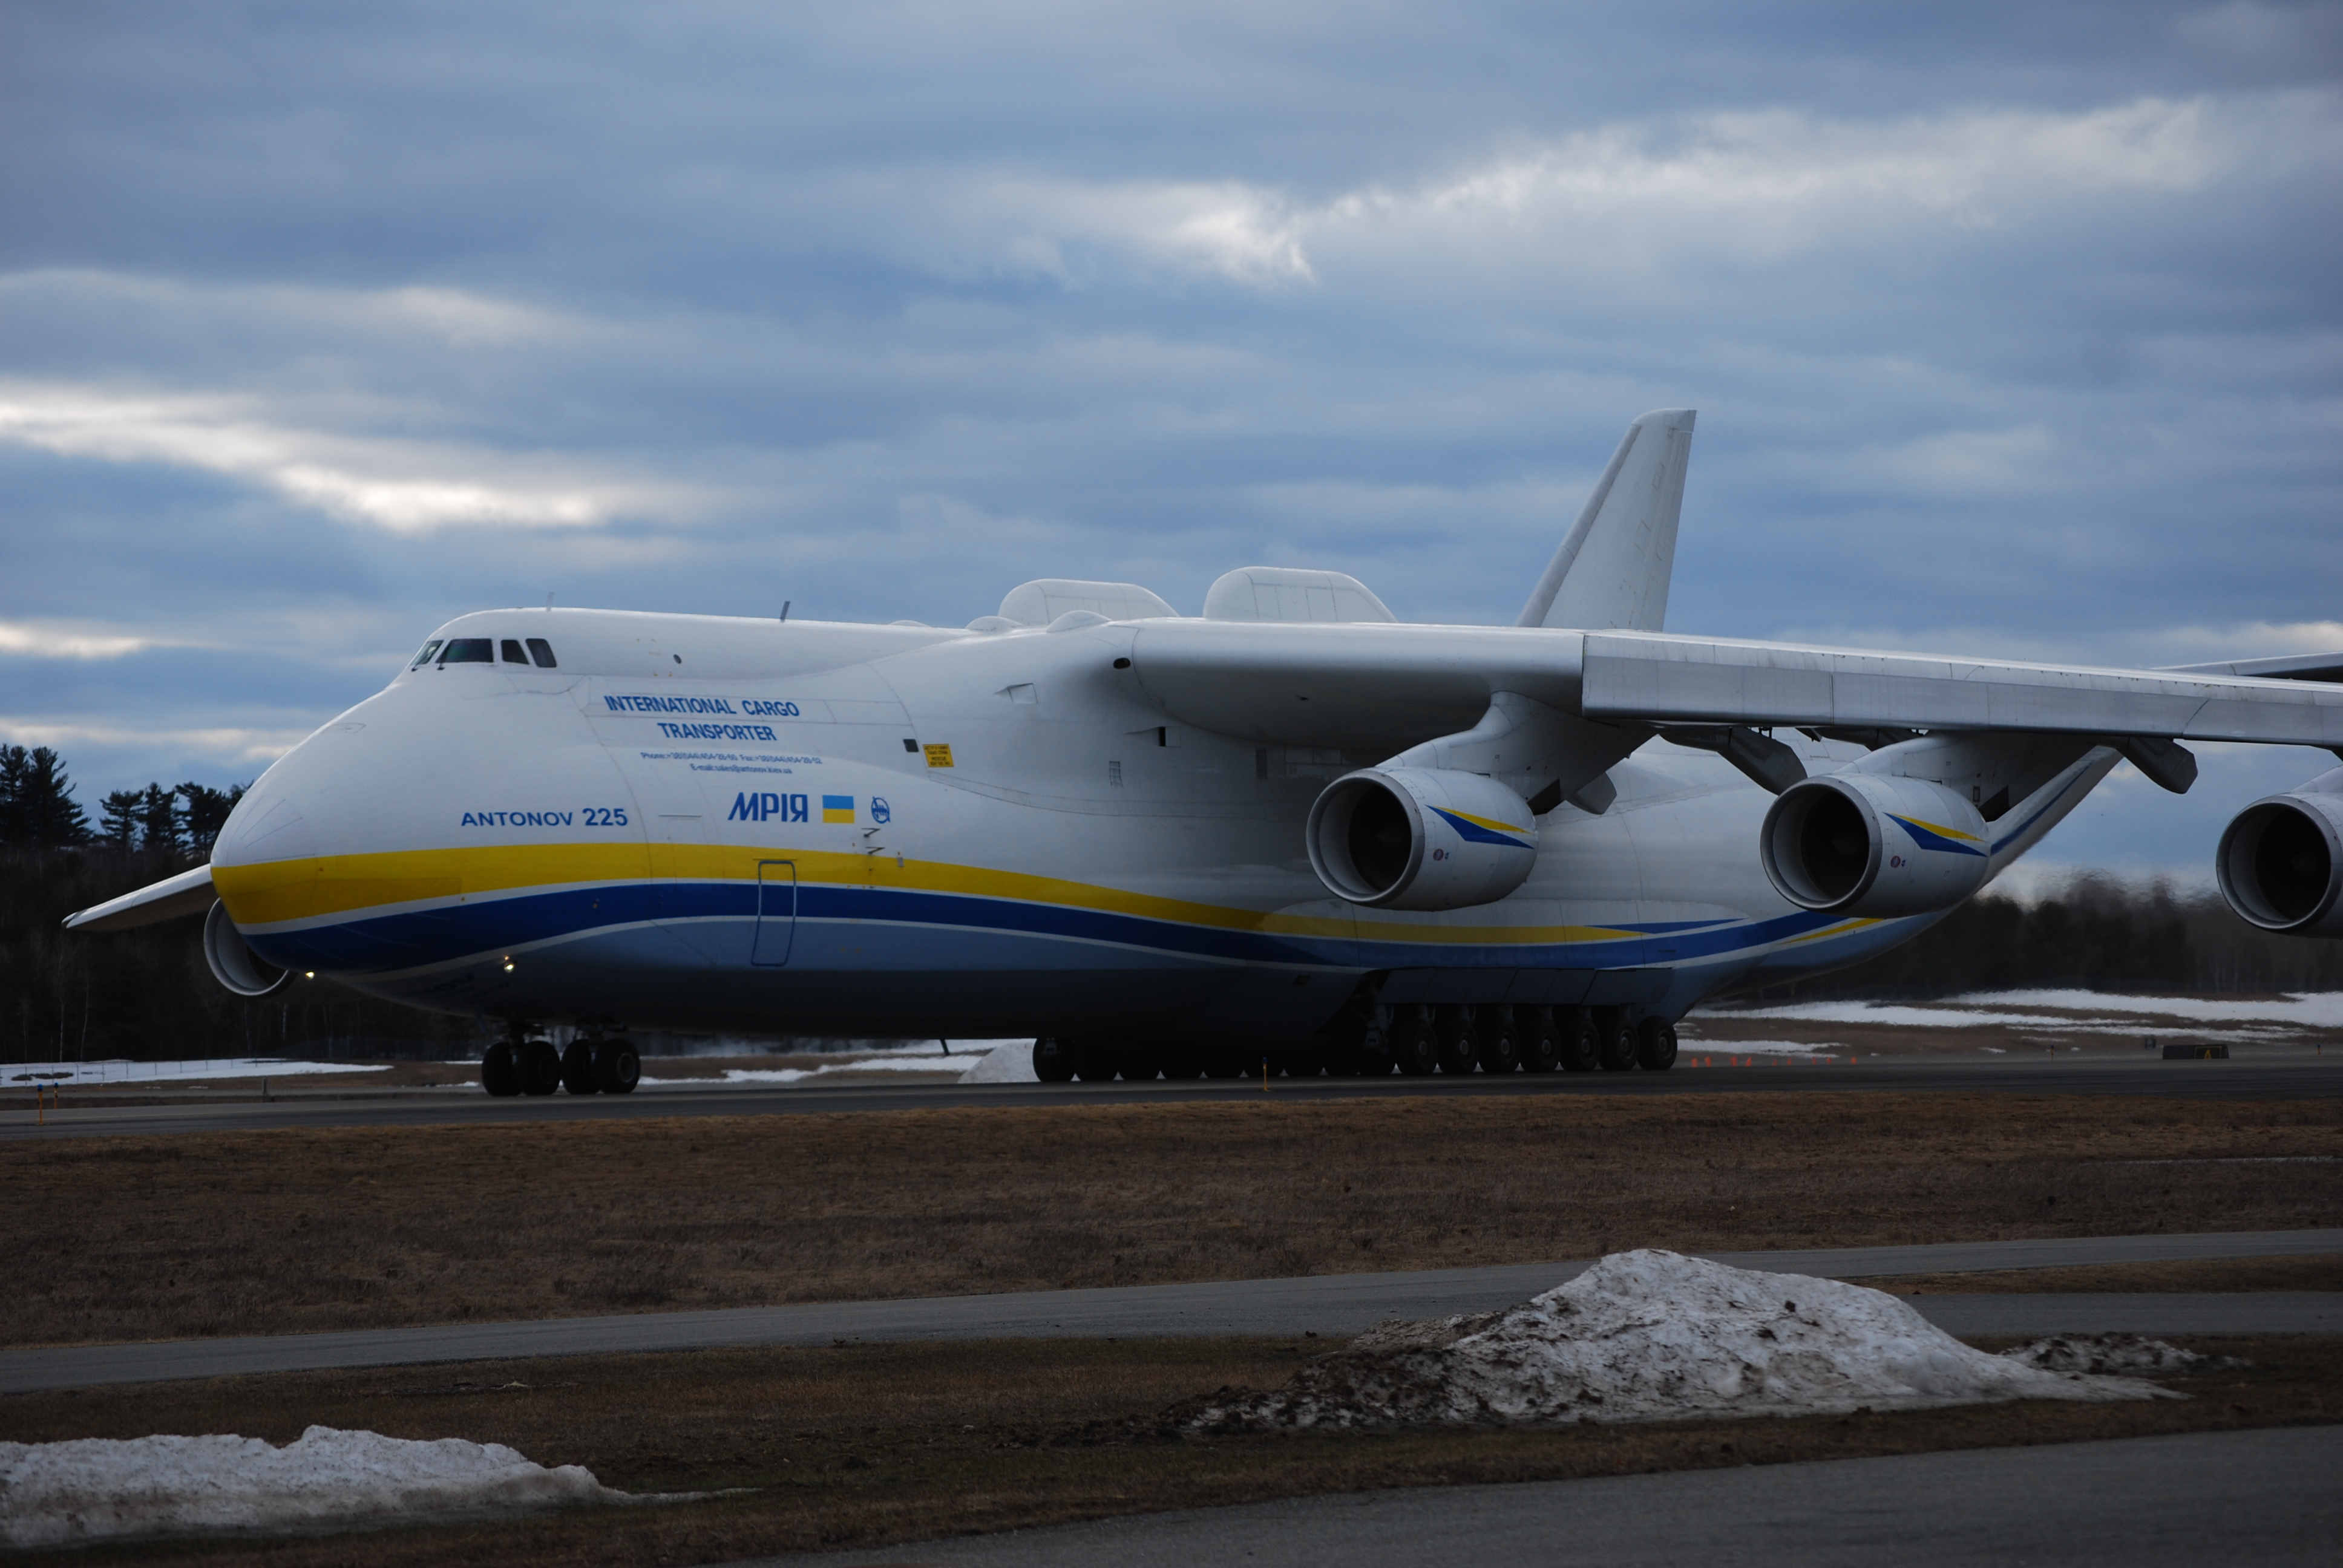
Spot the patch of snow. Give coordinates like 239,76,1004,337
1702,1002,2086,1030
1950,990,2343,1027
1673,1040,1847,1057
0,1426,620,1550
640,1054,967,1086
5,1059,388,1086
2001,1334,2241,1377
1188,1250,2175,1434
959,1039,1041,1083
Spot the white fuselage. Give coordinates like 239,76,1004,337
205,607,2104,1048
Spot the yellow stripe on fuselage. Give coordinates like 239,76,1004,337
208,841,1655,948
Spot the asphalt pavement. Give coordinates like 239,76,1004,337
5,1052,2336,1140
6,1228,2336,1395
739,1424,2343,1568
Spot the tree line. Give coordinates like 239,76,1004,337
0,744,246,854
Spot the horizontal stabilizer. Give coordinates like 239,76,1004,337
64,863,215,932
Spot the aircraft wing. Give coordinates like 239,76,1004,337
63,862,216,932
1126,621,2343,753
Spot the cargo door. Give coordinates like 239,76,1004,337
752,860,796,966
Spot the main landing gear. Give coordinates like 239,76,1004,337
482,1030,640,1097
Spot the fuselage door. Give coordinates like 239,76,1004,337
752,860,796,966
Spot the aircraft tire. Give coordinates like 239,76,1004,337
1476,1010,1522,1074
517,1038,563,1095
1071,1039,1118,1082
1557,1008,1600,1072
1594,1010,1639,1072
595,1037,641,1094
1520,1008,1562,1073
1032,1037,1077,1082
1391,1010,1441,1076
1636,1018,1679,1072
1435,1008,1478,1074
1201,1051,1248,1079
560,1040,601,1095
480,1042,521,1097
1118,1044,1164,1081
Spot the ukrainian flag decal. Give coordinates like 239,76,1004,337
822,794,855,823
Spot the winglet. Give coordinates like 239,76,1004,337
1517,408,1696,632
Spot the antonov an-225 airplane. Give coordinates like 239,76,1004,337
67,410,2343,1096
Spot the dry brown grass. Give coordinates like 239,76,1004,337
1872,1254,2343,1293
5,1093,2338,1349
3,1334,2338,1567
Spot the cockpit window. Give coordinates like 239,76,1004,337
500,638,529,664
438,638,494,665
525,638,557,668
408,640,444,670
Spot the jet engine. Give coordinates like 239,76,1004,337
203,900,292,997
2216,779,2343,936
1306,768,1540,911
1760,774,1991,917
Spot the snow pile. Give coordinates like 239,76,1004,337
2001,1333,2238,1377
1188,1251,2177,1433
0,1425,620,1549
7,1059,387,1086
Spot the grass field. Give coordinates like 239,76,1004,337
6,1092,2338,1348
4,1334,2336,1567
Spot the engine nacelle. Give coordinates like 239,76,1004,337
1307,768,1540,911
1760,774,1991,917
203,900,292,997
2217,783,2343,936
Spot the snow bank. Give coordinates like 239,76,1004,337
0,1425,620,1549
1189,1250,2175,1433
6,1059,388,1086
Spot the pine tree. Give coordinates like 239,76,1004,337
176,782,245,854
4,747,91,846
138,782,183,854
99,789,143,848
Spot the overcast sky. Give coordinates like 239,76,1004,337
3,1,2338,882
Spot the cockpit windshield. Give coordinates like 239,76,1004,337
409,639,444,670
437,638,494,665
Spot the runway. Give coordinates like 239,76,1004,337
744,1424,2343,1568
6,1052,2337,1141
7,1228,2336,1395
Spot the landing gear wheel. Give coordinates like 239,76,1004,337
1202,1052,1248,1079
1070,1039,1118,1082
1435,1009,1479,1075
1558,1008,1599,1073
560,1040,601,1095
1476,1010,1522,1074
1636,1018,1679,1072
1159,1049,1207,1080
1594,1011,1639,1072
517,1038,563,1095
595,1037,641,1094
1391,1010,1441,1077
1032,1037,1076,1083
1520,1009,1561,1074
481,1042,520,1097
1116,1044,1164,1082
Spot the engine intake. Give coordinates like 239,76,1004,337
1307,768,1540,911
2217,787,2343,936
204,900,292,997
1760,774,1992,917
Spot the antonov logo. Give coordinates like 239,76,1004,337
729,792,810,823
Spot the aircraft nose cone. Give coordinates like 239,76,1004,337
212,787,318,867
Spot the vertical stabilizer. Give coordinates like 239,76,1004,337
1516,408,1696,632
